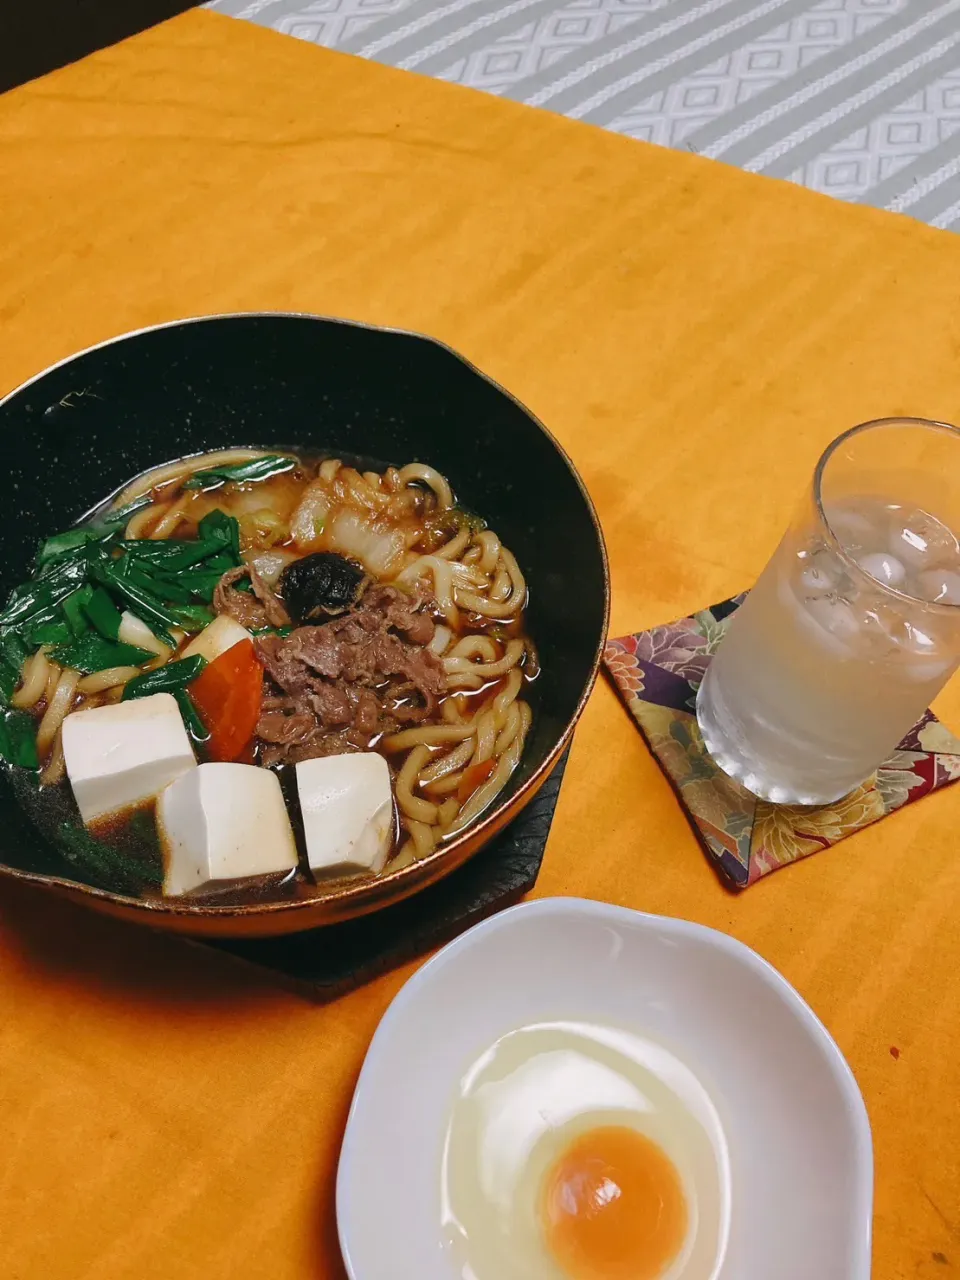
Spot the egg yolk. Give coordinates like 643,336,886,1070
538,1125,687,1280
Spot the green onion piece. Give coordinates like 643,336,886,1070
197,509,241,562
175,568,227,603
7,710,39,768
83,587,123,641
93,561,182,631
161,544,236,575
0,629,29,672
36,530,120,575
168,604,215,632
198,507,238,539
182,455,296,492
26,620,73,646
62,585,94,638
50,636,154,675
36,529,98,565
122,520,240,578
21,604,64,641
0,659,20,705
55,821,161,895
0,556,91,627
181,561,230,582
0,709,39,768
123,538,224,572
122,655,206,701
35,554,86,584
175,689,210,743
93,493,153,530
120,537,199,560
205,553,236,573
126,565,193,605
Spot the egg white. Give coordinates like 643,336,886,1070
440,1021,730,1280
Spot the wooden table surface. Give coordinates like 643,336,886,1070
1,12,960,1278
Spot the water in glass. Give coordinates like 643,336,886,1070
697,494,960,805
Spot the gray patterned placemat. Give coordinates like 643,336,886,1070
204,0,960,230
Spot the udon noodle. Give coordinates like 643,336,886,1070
3,448,537,893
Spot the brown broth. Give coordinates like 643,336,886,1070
20,449,535,902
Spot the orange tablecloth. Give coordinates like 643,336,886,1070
1,13,959,1277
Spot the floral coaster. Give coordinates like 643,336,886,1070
604,593,960,889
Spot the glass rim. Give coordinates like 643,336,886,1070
812,415,960,612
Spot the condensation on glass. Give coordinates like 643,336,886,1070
697,418,960,805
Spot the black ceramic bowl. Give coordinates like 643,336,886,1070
0,314,608,937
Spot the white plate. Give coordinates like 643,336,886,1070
337,898,872,1279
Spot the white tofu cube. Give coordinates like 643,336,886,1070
62,692,196,827
156,762,298,897
181,615,253,665
296,753,394,878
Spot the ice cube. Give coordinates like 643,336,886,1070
855,551,905,589
901,622,937,655
905,661,952,683
800,559,837,593
917,568,960,605
826,505,876,554
801,594,861,656
890,508,959,570
859,603,902,655
864,602,925,648
886,617,952,683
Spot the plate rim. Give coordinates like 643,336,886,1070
336,895,874,1279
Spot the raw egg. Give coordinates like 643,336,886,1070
440,1021,729,1280
539,1124,687,1279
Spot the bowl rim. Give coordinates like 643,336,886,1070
0,311,611,922
336,896,874,1279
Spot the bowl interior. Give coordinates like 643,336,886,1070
338,898,873,1280
0,315,607,918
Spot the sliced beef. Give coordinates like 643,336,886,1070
213,565,291,631
288,624,444,699
253,582,445,766
304,683,353,727
250,566,291,628
256,710,317,746
354,690,381,736
258,634,316,697
286,627,343,681
258,730,363,769
363,584,437,646
383,680,434,723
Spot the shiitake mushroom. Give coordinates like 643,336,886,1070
279,552,366,625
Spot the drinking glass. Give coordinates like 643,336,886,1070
696,417,960,805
